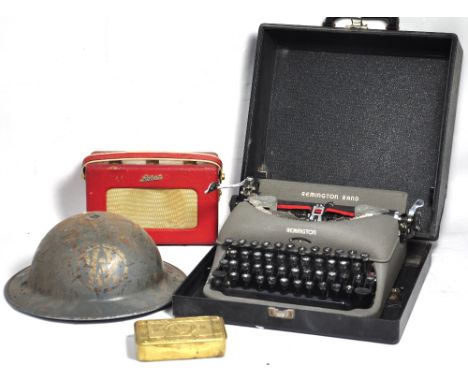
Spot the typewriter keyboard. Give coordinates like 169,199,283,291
209,239,377,310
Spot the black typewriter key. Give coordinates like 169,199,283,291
240,250,251,262
314,257,324,270
212,270,227,279
264,252,274,264
327,271,337,283
241,273,252,288
330,282,341,297
277,265,288,278
223,279,232,289
314,269,324,283
211,270,226,290
253,251,263,263
229,271,239,287
250,240,259,248
340,271,350,285
274,242,283,250
219,259,229,271
323,247,332,256
335,248,344,257
298,246,306,254
300,255,311,268
256,275,265,290
327,259,336,271
223,238,233,247
290,255,299,267
277,253,287,265
344,284,353,297
291,267,300,280
240,262,250,274
230,240,239,248
279,277,290,293
267,275,277,290
265,264,274,276
352,262,362,274
293,279,303,295
286,243,295,251
337,250,349,261
262,241,271,249
228,260,238,272
238,239,247,246
253,263,263,275
339,260,350,272
353,287,373,308
318,281,328,297
354,273,364,287
311,246,320,254
305,280,314,294
348,249,358,259
227,249,238,260
302,268,312,281
340,254,350,262
210,277,223,290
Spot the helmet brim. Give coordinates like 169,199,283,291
4,261,186,321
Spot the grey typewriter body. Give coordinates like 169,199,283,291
203,179,422,318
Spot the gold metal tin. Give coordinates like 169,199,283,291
134,316,227,361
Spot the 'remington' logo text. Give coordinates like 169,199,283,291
301,191,360,202
286,227,317,236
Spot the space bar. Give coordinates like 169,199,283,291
219,287,353,310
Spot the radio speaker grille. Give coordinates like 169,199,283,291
106,188,198,229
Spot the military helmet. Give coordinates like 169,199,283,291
5,212,185,321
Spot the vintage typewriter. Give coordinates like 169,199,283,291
203,178,424,318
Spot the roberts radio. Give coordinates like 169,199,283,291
83,151,223,245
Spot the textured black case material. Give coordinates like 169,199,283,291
241,23,462,241
173,19,462,343
174,242,431,343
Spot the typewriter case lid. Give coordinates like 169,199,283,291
240,18,462,241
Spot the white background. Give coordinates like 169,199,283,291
1,2,468,381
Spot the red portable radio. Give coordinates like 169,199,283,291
82,151,223,245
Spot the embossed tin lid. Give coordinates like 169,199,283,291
4,212,185,321
134,316,227,361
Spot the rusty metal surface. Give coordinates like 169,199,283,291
4,212,186,321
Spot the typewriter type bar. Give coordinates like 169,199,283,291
209,239,376,310
276,202,356,222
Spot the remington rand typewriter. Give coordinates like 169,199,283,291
203,178,424,318
174,20,461,343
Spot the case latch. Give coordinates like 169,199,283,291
268,307,295,320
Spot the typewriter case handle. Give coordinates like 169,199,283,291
323,17,400,31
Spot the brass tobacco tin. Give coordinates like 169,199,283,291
134,316,227,361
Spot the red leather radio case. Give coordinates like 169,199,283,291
83,152,223,245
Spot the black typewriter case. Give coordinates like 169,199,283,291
173,17,463,344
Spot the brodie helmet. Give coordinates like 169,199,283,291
5,212,185,321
